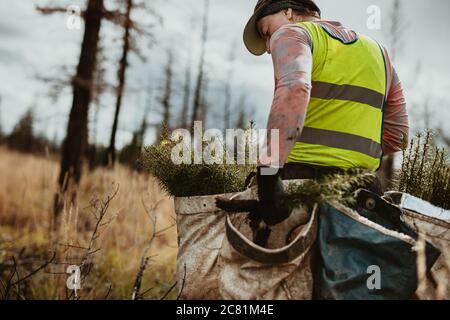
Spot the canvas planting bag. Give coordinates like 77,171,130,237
174,184,318,300
174,184,445,300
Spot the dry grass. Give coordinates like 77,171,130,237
1,143,449,300
0,147,177,300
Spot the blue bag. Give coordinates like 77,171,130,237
314,198,440,300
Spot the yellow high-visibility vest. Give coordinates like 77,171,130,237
287,21,387,171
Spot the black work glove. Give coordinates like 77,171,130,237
256,166,290,226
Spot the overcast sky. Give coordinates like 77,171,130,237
0,0,449,148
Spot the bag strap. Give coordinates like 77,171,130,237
225,204,318,265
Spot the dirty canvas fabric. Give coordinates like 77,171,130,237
400,209,450,299
175,187,444,300
174,185,318,300
217,204,317,299
174,193,233,300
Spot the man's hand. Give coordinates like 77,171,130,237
215,167,291,226
256,166,290,225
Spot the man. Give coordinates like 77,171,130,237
244,0,409,225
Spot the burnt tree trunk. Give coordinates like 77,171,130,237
223,81,231,131
223,42,236,131
159,49,174,138
180,51,191,129
190,0,209,129
105,0,133,166
54,0,104,216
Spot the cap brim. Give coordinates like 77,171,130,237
243,11,267,56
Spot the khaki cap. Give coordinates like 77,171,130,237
243,0,321,56
243,0,272,56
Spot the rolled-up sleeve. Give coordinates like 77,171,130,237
382,67,409,155
263,25,313,166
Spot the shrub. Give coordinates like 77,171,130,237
142,138,255,197
396,131,450,210
285,171,377,210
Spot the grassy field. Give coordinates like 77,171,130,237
1,144,449,300
0,147,178,300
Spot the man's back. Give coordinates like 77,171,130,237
268,20,409,169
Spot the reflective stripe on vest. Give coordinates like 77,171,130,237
298,127,383,159
287,21,387,171
311,81,385,110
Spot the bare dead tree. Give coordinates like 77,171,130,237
136,85,154,149
104,0,133,166
388,0,404,62
180,46,192,129
178,16,196,130
223,40,237,131
104,0,161,166
89,43,108,170
190,0,210,129
91,42,108,134
137,104,152,149
160,48,175,136
198,74,210,128
38,0,160,215
119,100,153,167
37,0,160,215
235,94,249,129
38,0,106,216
